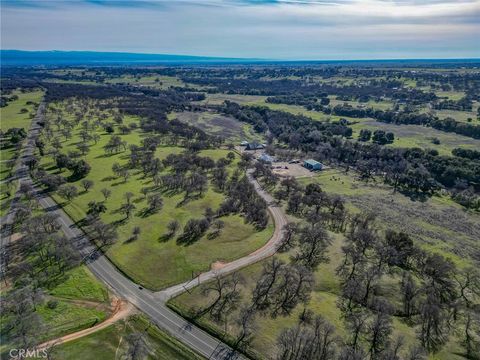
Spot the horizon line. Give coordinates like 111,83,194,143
2,49,480,63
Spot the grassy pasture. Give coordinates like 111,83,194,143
0,89,43,131
200,93,267,106
329,97,394,111
40,103,273,289
36,299,109,341
434,108,479,124
105,75,185,89
49,265,109,302
349,119,480,156
435,90,466,101
54,315,204,360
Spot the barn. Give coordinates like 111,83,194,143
303,159,322,171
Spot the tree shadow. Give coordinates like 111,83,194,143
94,152,121,159
112,218,128,226
207,231,221,240
176,232,202,246
132,197,144,204
158,233,174,242
137,207,158,218
123,236,137,244
176,193,203,208
111,180,126,187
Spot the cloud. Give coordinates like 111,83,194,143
1,0,479,59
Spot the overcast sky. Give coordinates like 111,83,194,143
1,0,479,60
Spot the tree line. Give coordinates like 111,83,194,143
219,102,480,208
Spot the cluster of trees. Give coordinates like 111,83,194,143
433,97,473,111
336,213,480,357
1,92,20,108
219,173,269,229
452,147,480,160
1,190,81,349
329,104,480,140
270,174,479,358
221,103,480,201
276,314,337,360
42,82,218,149
358,129,394,144
220,101,353,144
193,245,324,353
2,127,27,144
184,73,437,105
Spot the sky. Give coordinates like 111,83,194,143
1,0,479,60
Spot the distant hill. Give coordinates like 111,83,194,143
1,50,479,66
0,50,258,66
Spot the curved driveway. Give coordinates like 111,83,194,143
156,170,287,301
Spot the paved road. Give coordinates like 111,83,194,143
34,192,240,360
157,170,287,301
32,168,285,359
4,100,288,359
1,103,45,261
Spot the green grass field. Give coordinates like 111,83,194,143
36,299,108,342
49,265,109,302
435,90,466,101
434,108,479,124
53,315,204,360
200,93,268,106
349,119,480,156
40,103,273,289
0,89,43,131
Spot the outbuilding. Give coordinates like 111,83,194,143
303,159,322,171
245,142,265,151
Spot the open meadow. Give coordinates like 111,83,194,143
39,101,273,289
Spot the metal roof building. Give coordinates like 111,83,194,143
303,159,322,171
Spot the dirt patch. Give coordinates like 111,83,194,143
271,162,316,178
211,261,227,270
10,232,23,243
